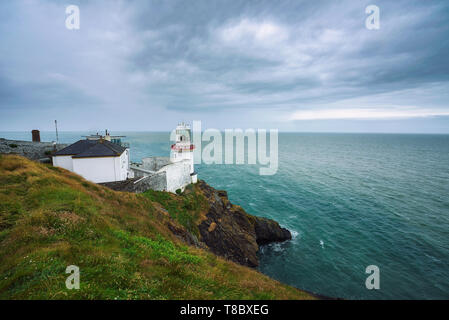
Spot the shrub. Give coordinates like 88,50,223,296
175,189,182,195
8,144,18,148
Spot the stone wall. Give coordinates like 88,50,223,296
132,157,193,193
0,138,68,161
133,172,167,192
131,166,153,178
141,157,171,171
100,171,167,193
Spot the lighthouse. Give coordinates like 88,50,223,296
170,122,198,183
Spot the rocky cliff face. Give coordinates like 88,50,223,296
194,180,291,268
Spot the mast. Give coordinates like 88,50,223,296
55,120,59,143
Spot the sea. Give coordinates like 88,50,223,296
1,131,449,299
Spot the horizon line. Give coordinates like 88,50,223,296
1,130,449,135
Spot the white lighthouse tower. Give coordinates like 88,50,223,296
170,122,197,183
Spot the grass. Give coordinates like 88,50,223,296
141,185,208,237
0,155,315,300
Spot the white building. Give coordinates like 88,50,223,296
52,136,131,183
131,122,198,193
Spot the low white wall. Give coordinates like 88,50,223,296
132,157,194,193
160,160,192,193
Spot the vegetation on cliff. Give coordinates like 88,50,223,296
0,155,314,300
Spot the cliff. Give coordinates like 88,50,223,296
195,181,291,267
0,154,313,300
136,180,292,268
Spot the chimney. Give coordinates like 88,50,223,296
32,130,41,142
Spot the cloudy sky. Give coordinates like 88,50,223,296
1,0,448,132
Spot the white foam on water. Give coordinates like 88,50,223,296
291,230,300,240
272,243,284,252
320,240,324,249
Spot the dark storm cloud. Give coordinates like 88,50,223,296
0,0,448,131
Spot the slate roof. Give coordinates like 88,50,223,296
54,139,127,158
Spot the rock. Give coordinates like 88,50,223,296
254,217,292,245
167,222,204,249
198,197,260,267
196,180,291,268
216,190,228,198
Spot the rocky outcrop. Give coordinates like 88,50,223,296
167,221,206,249
195,180,291,268
253,217,292,245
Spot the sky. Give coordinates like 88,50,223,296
0,0,448,133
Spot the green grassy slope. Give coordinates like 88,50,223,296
0,155,314,300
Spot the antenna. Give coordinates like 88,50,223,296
55,120,59,143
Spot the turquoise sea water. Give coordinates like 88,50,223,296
1,131,449,299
